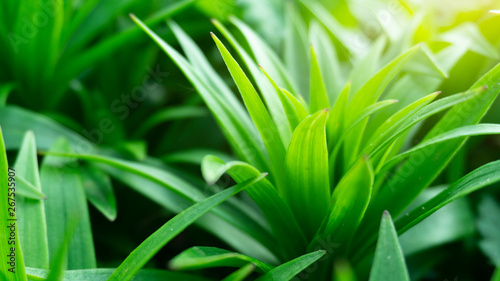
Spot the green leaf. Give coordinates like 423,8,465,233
309,45,330,113
327,80,351,152
46,223,78,281
343,45,420,167
55,0,194,105
395,160,500,236
281,88,309,121
308,20,343,99
229,16,299,97
222,263,256,281
133,106,207,138
26,268,211,281
0,127,26,281
357,63,500,251
201,155,308,260
14,131,49,269
212,32,287,189
329,100,398,177
363,91,440,153
398,187,474,256
169,246,273,272
107,174,267,281
56,152,275,257
318,157,373,250
161,149,234,166
255,250,326,281
476,196,500,266
80,163,117,221
41,139,96,269
367,86,485,160
98,163,275,263
381,124,500,172
260,66,300,133
211,19,291,150
131,14,269,174
368,211,410,281
284,110,330,239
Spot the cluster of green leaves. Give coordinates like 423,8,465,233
0,0,499,280
128,0,500,279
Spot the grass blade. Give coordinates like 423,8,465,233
368,211,410,281
169,246,273,272
211,33,287,189
211,19,291,149
107,174,267,281
395,160,500,235
80,164,117,221
98,163,275,262
131,14,269,174
343,45,420,167
41,139,96,269
309,45,330,113
381,124,500,172
284,110,330,239
26,268,211,281
356,63,500,252
255,250,326,281
318,157,373,250
14,131,49,269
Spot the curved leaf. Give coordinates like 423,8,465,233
14,131,49,269
284,110,330,239
255,250,326,281
169,246,273,272
212,32,287,189
318,157,373,251
382,124,500,172
395,160,500,234
25,267,210,281
107,174,267,281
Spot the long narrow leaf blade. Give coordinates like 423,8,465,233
108,174,267,281
169,246,273,272
255,250,326,281
395,160,500,234
14,131,49,269
284,110,330,239
211,33,287,189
